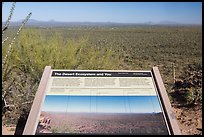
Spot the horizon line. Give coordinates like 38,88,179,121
2,19,202,25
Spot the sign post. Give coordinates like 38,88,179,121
23,66,52,135
23,66,181,135
152,67,181,135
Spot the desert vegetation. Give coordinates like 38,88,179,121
3,25,202,124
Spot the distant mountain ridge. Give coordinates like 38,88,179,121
2,19,201,27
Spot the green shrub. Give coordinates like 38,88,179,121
172,63,202,105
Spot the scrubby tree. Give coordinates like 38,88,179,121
2,2,32,124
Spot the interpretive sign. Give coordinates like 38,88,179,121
23,66,181,135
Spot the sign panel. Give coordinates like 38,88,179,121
23,67,181,135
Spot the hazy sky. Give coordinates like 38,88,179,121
3,2,202,24
42,95,162,113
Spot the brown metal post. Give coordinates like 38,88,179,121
152,67,181,135
23,66,52,135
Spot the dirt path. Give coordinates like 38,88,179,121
2,126,16,135
173,105,202,135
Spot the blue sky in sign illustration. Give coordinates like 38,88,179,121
3,2,202,24
42,95,162,113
